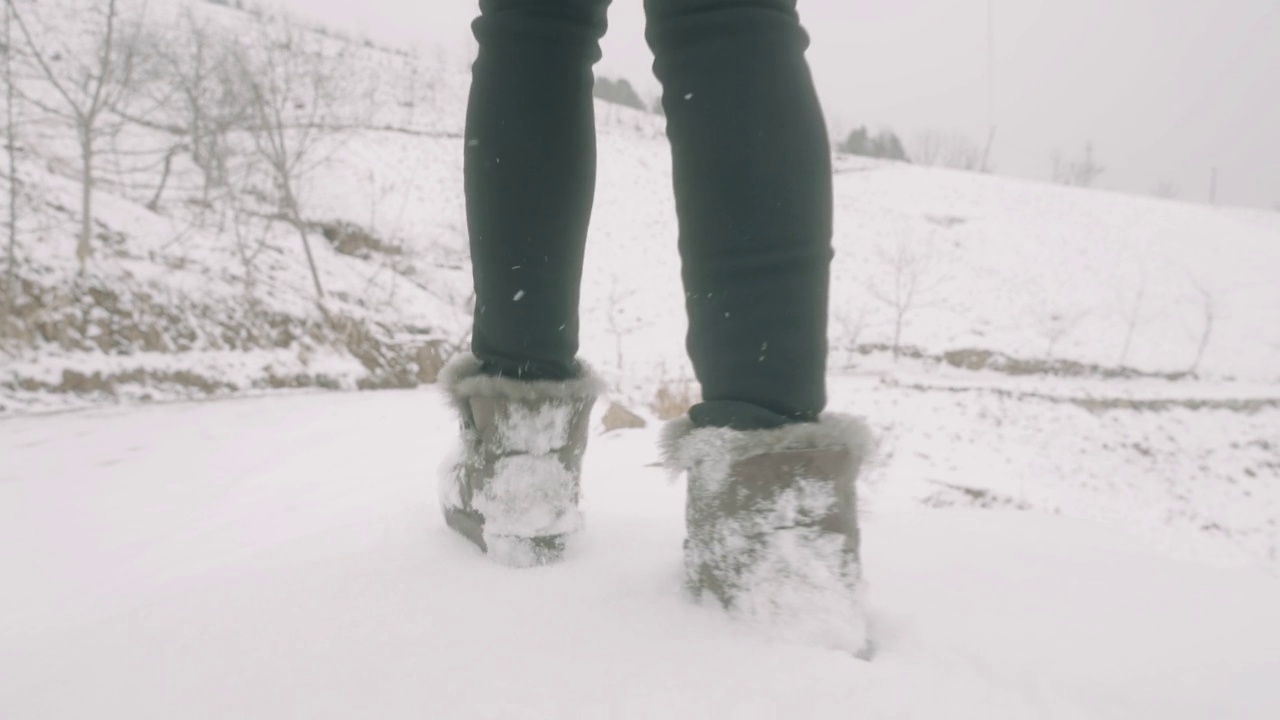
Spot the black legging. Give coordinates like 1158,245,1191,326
465,0,833,430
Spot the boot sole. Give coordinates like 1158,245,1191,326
443,506,567,567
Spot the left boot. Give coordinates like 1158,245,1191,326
662,414,874,655
438,354,602,568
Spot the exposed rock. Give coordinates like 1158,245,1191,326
315,220,401,259
603,402,646,432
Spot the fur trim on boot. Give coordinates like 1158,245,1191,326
662,415,874,655
439,354,602,568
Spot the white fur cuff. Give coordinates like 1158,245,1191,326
661,414,874,473
439,353,605,411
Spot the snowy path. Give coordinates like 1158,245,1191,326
2,391,1278,719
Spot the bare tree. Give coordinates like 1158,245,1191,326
1153,180,1180,199
1050,151,1066,185
396,48,440,129
868,240,937,361
1185,278,1216,375
910,129,943,166
978,126,997,174
834,304,869,368
603,275,646,370
141,8,249,206
7,0,143,273
1117,263,1147,367
1052,141,1105,188
232,13,369,302
144,141,182,212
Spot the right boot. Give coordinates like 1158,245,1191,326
438,354,601,568
662,415,874,656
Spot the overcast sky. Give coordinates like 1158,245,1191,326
273,0,1280,210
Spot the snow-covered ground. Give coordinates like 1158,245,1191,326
2,391,1278,719
3,4,1278,716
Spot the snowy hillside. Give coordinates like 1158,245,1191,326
301,103,1280,390
2,0,1278,417
0,0,474,415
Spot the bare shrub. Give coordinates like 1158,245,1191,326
1052,141,1105,188
834,304,869,368
226,201,270,307
1185,277,1216,375
868,239,940,361
1116,262,1147,368
1153,181,1180,199
397,48,438,127
649,362,699,420
652,379,698,421
603,275,648,370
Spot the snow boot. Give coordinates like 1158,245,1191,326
662,415,873,655
438,354,601,568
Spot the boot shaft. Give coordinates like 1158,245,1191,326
663,415,873,654
440,354,602,566
463,393,594,485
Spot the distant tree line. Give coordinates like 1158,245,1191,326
838,126,910,162
1052,141,1105,188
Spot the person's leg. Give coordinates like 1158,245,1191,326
649,0,870,656
466,0,611,381
442,0,610,567
645,0,833,430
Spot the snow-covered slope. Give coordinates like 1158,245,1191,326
0,0,473,415
307,89,1280,378
305,105,1280,388
4,0,1278,417
2,392,1278,719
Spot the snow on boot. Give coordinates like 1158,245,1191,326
438,355,601,568
662,415,874,655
